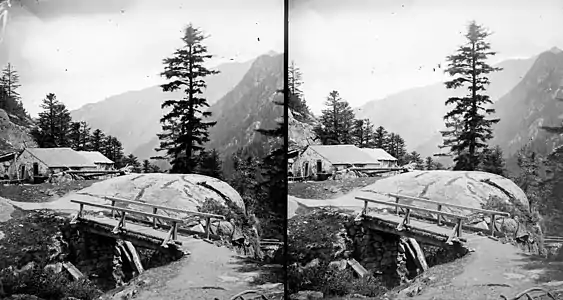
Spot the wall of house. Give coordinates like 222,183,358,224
8,150,50,180
292,148,335,178
96,163,115,170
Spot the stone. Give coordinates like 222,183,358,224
329,259,347,270
290,291,324,300
305,258,320,268
473,221,489,230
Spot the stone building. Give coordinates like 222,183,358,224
361,148,398,168
292,144,380,179
77,151,115,170
9,147,96,181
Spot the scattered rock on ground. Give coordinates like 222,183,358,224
290,290,324,300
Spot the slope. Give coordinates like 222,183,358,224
135,52,284,162
356,56,537,156
70,58,254,155
491,47,563,171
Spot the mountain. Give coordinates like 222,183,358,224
70,58,255,155
134,52,284,162
356,56,537,157
490,48,563,172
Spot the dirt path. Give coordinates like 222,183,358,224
105,238,281,300
292,193,563,299
4,195,283,300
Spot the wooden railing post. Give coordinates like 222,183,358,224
79,203,84,218
172,222,178,240
152,207,158,229
205,217,211,240
405,208,411,224
456,218,463,238
490,214,496,236
436,204,442,226
395,196,399,215
363,200,368,215
111,200,116,218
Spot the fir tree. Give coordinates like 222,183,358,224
515,144,543,213
314,91,355,145
442,21,501,170
0,63,26,118
196,149,223,179
68,121,90,151
142,159,151,173
31,93,72,148
123,154,141,172
479,145,506,176
373,126,387,149
90,129,105,152
425,156,435,170
288,60,309,118
156,23,219,174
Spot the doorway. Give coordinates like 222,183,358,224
316,160,322,173
20,165,25,179
33,163,39,176
304,162,309,177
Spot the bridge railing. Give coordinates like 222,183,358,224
364,191,511,236
70,199,184,247
103,196,225,240
356,196,470,244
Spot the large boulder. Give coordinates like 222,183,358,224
360,170,529,216
65,173,245,219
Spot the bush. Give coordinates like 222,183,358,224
0,264,102,300
287,263,387,297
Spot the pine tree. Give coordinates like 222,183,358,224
31,93,72,148
425,156,435,170
442,21,501,170
156,23,219,174
373,126,387,149
352,119,368,147
123,154,141,172
196,149,223,179
515,144,543,213
0,63,26,117
314,91,355,145
68,121,90,151
479,145,506,176
103,136,125,168
436,115,464,157
90,129,105,152
288,61,309,118
142,159,151,173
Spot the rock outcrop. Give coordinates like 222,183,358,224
288,109,318,151
0,109,36,153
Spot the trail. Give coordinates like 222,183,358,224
290,189,563,299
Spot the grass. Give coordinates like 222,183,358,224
0,180,99,203
288,177,380,200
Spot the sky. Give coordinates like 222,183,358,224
290,0,563,114
2,0,284,116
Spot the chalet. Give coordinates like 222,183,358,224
292,144,380,179
77,151,115,170
9,148,96,181
361,148,398,168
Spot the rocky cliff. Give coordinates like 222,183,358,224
0,108,36,154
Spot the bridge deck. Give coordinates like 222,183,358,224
78,214,197,251
363,211,492,246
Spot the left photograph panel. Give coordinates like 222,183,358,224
0,0,285,299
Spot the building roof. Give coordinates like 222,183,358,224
308,145,380,165
25,148,96,168
77,151,114,164
361,148,398,161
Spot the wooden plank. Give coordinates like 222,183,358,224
356,196,469,220
70,200,184,223
103,196,225,219
347,258,368,278
124,241,144,274
62,261,85,281
407,238,429,271
384,192,511,217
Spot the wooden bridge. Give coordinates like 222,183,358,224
355,192,511,249
70,196,226,251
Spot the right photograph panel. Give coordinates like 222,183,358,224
287,0,563,299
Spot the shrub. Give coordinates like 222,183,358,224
0,264,102,300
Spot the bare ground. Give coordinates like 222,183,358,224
0,180,99,203
288,177,380,200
